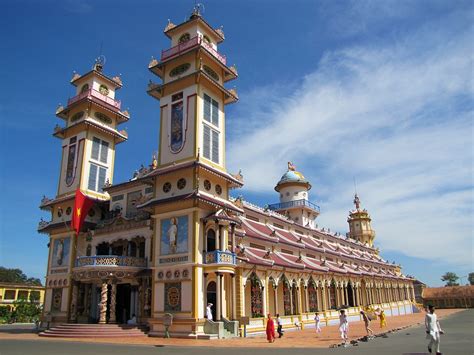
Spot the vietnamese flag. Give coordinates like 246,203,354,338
71,189,95,236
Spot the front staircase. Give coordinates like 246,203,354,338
39,323,149,338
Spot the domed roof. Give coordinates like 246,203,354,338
275,163,311,192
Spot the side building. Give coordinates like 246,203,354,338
38,8,416,338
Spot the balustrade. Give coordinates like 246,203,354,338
204,250,236,265
75,255,147,268
67,89,121,109
161,35,227,65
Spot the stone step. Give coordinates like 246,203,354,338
39,323,148,338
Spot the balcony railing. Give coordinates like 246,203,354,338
161,35,227,65
67,89,121,110
204,250,236,265
267,199,320,212
75,255,147,268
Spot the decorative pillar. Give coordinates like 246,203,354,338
273,284,278,315
344,285,349,307
289,285,294,315
109,282,117,324
411,285,416,302
203,273,208,316
231,274,236,319
304,285,309,313
219,224,224,251
326,285,331,309
262,283,268,317
230,223,236,252
352,286,356,307
315,285,321,311
216,272,222,321
70,282,79,322
99,281,108,324
214,220,220,251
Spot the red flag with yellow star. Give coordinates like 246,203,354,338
71,189,95,236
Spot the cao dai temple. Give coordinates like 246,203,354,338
38,8,416,338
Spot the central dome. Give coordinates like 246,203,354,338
274,163,312,192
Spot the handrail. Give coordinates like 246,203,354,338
161,36,227,65
67,89,121,109
267,199,320,212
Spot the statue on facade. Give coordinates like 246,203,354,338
287,161,296,171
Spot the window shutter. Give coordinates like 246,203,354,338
98,167,107,191
88,164,98,191
211,99,219,126
204,94,211,122
91,137,100,160
212,129,219,163
100,140,109,163
203,125,211,159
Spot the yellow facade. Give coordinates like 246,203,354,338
0,283,45,311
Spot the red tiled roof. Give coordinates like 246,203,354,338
241,218,279,243
271,227,305,248
271,252,305,269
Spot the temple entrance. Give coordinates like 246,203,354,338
116,284,130,324
206,281,217,320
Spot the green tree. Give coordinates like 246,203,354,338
0,267,42,286
468,273,474,286
12,299,42,323
441,272,459,286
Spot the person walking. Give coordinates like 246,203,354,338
266,314,276,343
206,303,213,321
378,309,386,328
425,305,444,355
339,309,349,346
314,312,322,335
276,313,284,338
360,310,374,337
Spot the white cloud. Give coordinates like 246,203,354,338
227,14,473,267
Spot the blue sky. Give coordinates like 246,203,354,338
0,0,472,286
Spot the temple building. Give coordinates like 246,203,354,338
38,7,416,338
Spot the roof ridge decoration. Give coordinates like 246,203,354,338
164,19,176,32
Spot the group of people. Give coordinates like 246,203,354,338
209,301,443,353
264,308,388,346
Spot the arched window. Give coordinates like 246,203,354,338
80,84,89,93
96,242,109,255
206,229,216,252
179,33,190,43
129,241,137,257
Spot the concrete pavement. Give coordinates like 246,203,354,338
0,309,472,354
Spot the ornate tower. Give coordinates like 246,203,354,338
38,58,130,322
144,7,242,337
347,194,376,247
54,58,129,199
148,8,238,170
268,162,320,228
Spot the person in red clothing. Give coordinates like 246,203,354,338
266,313,276,343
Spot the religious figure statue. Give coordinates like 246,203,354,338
167,217,178,253
56,239,64,265
287,161,296,171
354,193,361,210
151,153,158,169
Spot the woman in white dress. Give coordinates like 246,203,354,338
206,303,213,321
339,309,349,346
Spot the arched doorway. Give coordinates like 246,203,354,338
250,273,263,317
347,282,355,307
329,280,337,309
206,281,216,320
308,279,318,312
291,281,298,314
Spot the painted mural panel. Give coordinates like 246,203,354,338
164,282,181,312
52,237,71,267
170,100,184,153
160,216,188,255
51,288,62,312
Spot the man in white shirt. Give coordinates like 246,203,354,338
425,305,444,355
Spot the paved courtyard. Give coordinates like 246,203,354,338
0,309,472,354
